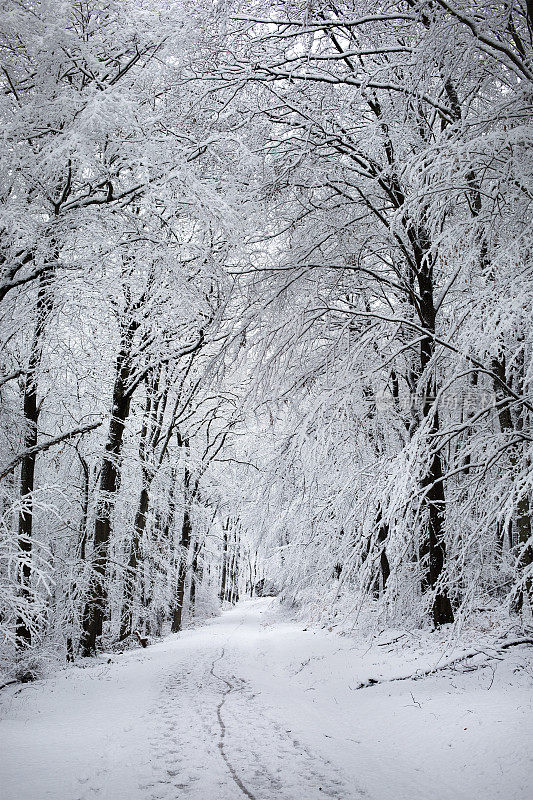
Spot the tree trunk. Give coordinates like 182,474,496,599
229,527,240,604
220,523,229,602
171,437,194,634
189,539,202,612
492,355,532,611
120,478,151,640
171,503,192,633
80,320,136,656
16,269,54,647
121,365,169,639
78,453,91,562
415,232,454,626
377,514,391,596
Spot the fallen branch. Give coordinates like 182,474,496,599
377,633,407,646
499,637,533,650
0,679,18,692
356,638,533,689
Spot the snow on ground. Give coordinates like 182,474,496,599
0,598,531,800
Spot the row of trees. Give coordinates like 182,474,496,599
0,0,531,662
0,0,258,658
219,0,533,628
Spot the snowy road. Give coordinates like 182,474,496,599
0,599,531,800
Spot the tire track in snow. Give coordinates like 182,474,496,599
144,614,362,800
210,648,256,800
209,646,356,800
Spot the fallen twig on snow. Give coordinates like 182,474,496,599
355,638,533,689
377,633,408,646
0,679,18,692
499,637,533,649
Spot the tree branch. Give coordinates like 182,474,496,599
0,421,102,481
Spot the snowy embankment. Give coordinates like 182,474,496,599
0,598,531,800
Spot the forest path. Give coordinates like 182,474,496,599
0,598,531,800
139,603,351,800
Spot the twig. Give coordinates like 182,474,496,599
0,679,18,692
356,639,533,689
